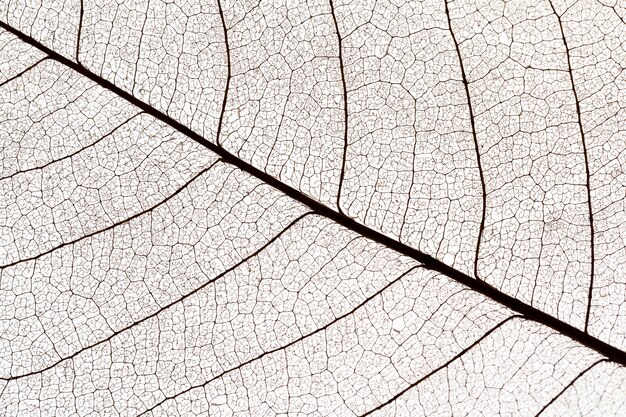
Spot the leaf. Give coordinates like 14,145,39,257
0,0,625,415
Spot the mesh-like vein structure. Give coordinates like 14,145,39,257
0,0,625,415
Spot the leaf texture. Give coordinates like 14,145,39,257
0,0,625,415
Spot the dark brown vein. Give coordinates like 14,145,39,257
0,56,47,88
329,0,350,214
76,0,83,63
2,19,625,367
361,315,521,417
534,359,608,416
0,112,144,181
444,0,487,281
0,211,312,381
0,160,220,269
360,315,521,416
548,0,596,333
138,266,422,415
215,0,231,147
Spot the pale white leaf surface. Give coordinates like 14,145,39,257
0,0,625,415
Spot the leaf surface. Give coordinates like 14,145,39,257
0,0,625,415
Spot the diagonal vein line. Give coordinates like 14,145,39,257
1,211,313,381
138,265,423,415
0,159,220,269
0,56,47,87
534,358,608,417
0,111,144,181
360,315,522,416
1,20,625,367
